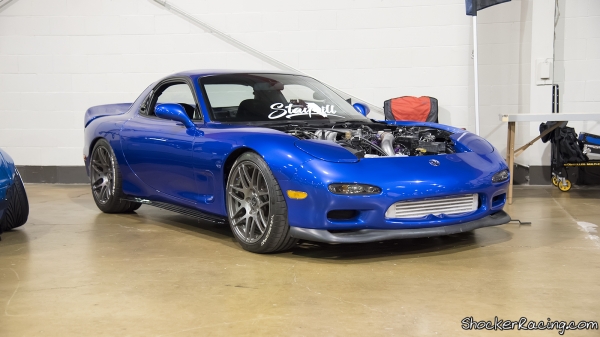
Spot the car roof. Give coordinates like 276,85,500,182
170,69,302,79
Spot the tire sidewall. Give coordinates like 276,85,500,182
0,168,29,232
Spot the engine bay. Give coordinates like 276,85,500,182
270,122,457,158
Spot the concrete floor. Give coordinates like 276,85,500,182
0,185,599,336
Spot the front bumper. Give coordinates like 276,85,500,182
279,150,509,230
289,210,510,243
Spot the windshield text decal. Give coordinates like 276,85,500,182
268,103,337,119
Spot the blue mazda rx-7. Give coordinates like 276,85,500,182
83,70,510,253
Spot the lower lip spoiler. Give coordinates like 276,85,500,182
288,211,511,244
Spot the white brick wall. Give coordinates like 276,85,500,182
475,0,533,160
554,0,600,140
1,0,598,167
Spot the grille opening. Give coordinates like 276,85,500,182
327,210,359,221
328,229,362,234
385,193,478,219
492,193,506,207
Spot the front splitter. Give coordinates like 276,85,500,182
289,210,511,244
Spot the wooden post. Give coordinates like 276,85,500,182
507,122,516,204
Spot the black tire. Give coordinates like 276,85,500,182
226,152,297,253
129,203,142,212
0,169,29,234
90,139,141,213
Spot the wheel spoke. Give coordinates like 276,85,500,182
228,190,244,203
104,150,111,167
257,175,268,195
238,167,248,188
91,161,103,174
229,185,244,193
257,211,267,232
241,165,252,188
247,217,256,238
92,178,103,188
231,208,246,223
98,149,108,166
103,148,111,164
251,166,258,187
100,185,107,200
244,217,251,237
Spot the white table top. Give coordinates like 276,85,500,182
499,113,600,122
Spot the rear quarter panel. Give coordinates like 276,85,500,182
83,85,155,175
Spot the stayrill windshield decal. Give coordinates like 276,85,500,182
268,103,338,119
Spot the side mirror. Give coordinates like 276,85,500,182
155,103,195,129
353,102,370,116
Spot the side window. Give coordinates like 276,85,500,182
151,82,201,120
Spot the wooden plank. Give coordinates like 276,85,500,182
514,121,564,158
507,122,516,204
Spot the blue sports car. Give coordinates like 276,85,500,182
83,70,510,253
0,148,29,237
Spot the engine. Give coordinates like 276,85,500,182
277,122,456,158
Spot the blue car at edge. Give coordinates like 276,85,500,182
0,148,29,237
83,70,510,253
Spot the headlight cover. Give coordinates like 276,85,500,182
328,183,382,195
492,169,509,183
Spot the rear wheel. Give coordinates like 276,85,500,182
0,169,29,234
226,152,297,253
90,139,141,213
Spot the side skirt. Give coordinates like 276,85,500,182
122,198,228,225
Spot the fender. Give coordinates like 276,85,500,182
0,149,15,201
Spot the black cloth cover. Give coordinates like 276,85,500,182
466,0,511,16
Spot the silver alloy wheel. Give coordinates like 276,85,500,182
227,161,270,244
90,146,115,204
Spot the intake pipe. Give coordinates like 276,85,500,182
315,130,338,141
380,132,395,156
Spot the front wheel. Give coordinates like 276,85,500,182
90,139,141,213
226,152,297,253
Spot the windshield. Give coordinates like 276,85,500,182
200,73,370,123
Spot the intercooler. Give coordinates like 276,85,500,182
385,194,479,219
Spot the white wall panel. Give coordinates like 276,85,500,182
0,0,598,168
554,0,600,163
475,0,532,158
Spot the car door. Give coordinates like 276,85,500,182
121,79,201,204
